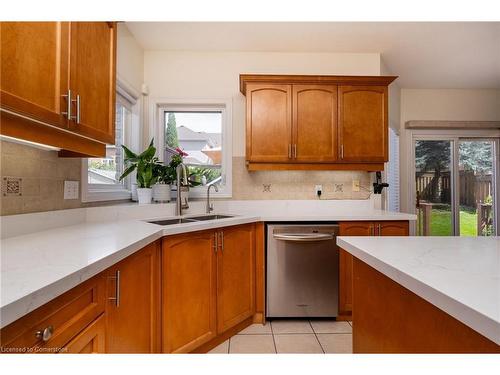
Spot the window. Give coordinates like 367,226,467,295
386,128,400,212
87,104,127,186
154,99,232,198
408,130,500,236
82,81,140,202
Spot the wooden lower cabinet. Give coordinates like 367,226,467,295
105,241,161,353
217,224,256,333
61,314,106,354
162,224,257,353
162,230,218,353
0,273,106,353
338,221,409,317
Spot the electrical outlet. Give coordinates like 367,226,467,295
315,185,323,197
64,180,79,200
352,180,360,192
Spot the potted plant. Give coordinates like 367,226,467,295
152,163,172,203
119,139,158,205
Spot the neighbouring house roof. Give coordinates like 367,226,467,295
177,126,221,148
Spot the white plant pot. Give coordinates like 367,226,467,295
136,188,152,205
152,183,171,203
131,183,138,202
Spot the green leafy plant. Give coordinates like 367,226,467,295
119,139,158,188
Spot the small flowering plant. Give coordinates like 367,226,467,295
154,147,188,184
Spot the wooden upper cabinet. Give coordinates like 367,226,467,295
241,75,396,170
217,224,256,334
69,22,116,144
0,21,116,156
162,231,218,353
293,85,338,162
0,22,69,128
338,85,388,162
246,83,292,162
106,241,161,353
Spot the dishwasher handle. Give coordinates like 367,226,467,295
273,233,334,242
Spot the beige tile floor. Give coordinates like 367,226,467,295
208,319,353,354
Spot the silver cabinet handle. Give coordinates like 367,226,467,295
35,325,54,342
220,231,224,251
108,270,121,307
288,144,292,159
72,94,81,124
61,90,72,121
293,144,297,159
273,233,333,242
213,232,218,253
378,224,382,236
340,144,344,159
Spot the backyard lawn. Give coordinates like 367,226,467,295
423,206,477,236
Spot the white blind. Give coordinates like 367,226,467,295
387,128,400,212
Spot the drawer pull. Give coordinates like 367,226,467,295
35,325,54,342
108,270,121,307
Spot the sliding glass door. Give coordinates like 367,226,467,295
458,140,496,236
414,137,498,236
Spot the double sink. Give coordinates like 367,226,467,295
147,214,235,226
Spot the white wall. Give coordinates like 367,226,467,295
143,51,381,156
399,88,500,213
117,24,144,93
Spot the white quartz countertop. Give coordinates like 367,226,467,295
337,236,500,345
0,214,260,328
0,200,415,329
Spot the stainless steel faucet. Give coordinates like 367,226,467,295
176,163,189,216
206,184,219,214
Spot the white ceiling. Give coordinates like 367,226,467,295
125,22,500,89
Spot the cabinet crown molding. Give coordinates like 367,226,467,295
240,74,398,95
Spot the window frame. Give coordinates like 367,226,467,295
81,79,141,203
150,98,233,198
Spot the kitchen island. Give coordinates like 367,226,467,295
337,236,500,353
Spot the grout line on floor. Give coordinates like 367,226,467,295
309,320,325,354
269,321,278,354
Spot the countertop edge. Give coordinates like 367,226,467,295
337,237,500,345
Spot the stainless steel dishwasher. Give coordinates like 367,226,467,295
266,224,339,318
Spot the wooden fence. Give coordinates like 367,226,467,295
416,171,492,206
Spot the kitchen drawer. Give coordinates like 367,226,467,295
0,274,106,353
60,314,106,354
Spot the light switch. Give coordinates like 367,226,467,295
64,180,79,200
352,180,360,192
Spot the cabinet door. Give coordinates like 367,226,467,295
217,224,256,334
338,85,388,162
106,242,161,353
0,22,69,128
292,84,338,162
246,83,292,162
377,221,409,236
163,231,217,353
338,222,375,315
69,22,116,144
61,315,105,354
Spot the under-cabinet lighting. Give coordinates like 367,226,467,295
0,135,60,151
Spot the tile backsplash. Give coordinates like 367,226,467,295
232,157,372,200
0,142,373,216
0,141,83,215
